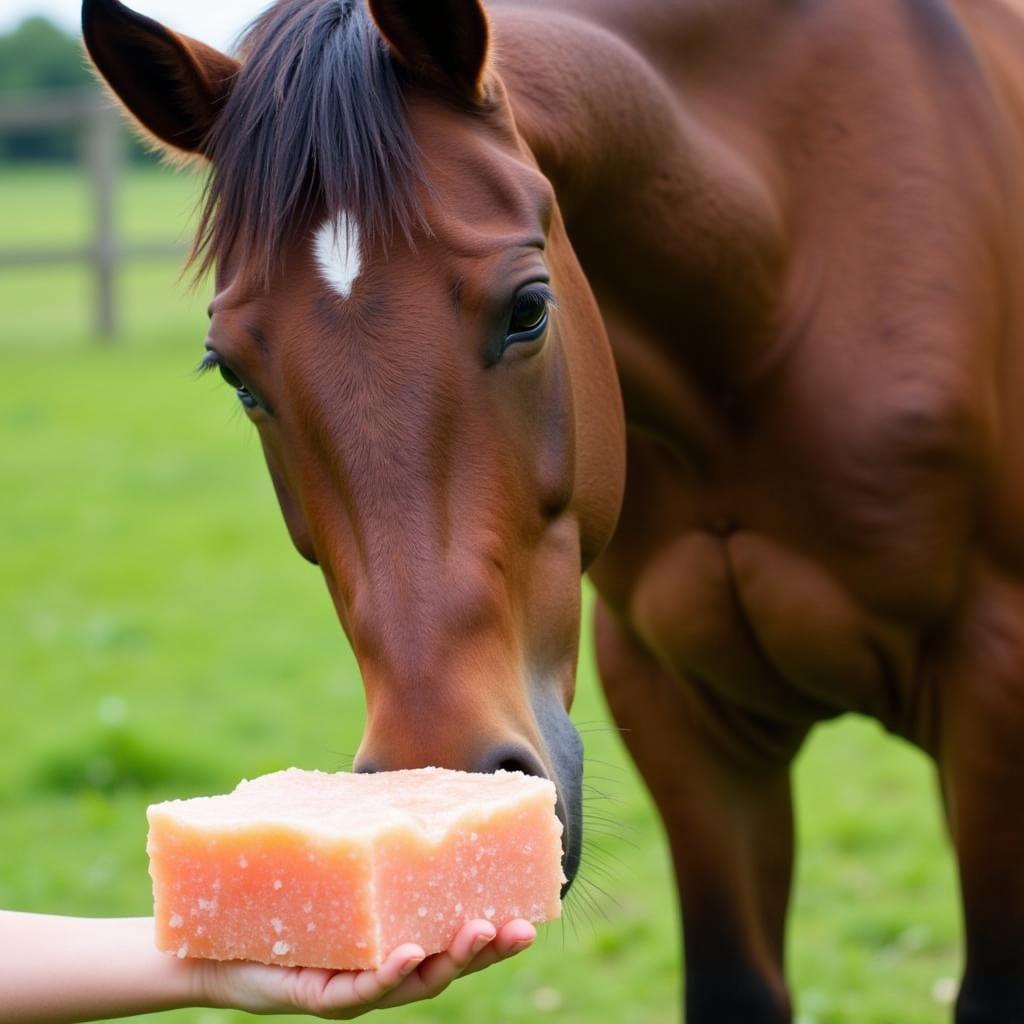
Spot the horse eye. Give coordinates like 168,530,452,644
217,362,259,409
505,290,550,346
218,363,243,389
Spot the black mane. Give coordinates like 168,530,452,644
192,0,423,282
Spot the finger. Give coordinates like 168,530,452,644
460,919,536,978
316,945,424,1014
358,943,426,997
493,919,537,956
404,919,496,997
339,918,519,1012
449,920,500,967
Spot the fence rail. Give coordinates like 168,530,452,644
0,90,187,339
0,241,183,268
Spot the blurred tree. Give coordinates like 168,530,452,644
0,16,155,164
0,16,94,162
0,15,92,93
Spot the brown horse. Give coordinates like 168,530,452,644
83,0,1024,1019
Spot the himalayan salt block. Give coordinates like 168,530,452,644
147,767,564,970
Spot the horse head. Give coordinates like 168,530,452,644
83,0,626,888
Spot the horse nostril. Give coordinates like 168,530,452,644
479,746,546,779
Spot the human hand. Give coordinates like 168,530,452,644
196,918,537,1018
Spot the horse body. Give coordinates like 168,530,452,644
500,0,1024,1018
494,0,1024,731
498,0,1021,704
83,0,1024,1019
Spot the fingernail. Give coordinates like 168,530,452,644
507,939,532,956
471,933,493,955
400,957,421,977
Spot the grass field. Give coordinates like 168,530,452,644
0,163,964,1023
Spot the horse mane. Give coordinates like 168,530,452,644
191,0,424,284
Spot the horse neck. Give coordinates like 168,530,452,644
493,4,787,395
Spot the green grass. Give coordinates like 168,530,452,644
0,164,963,1023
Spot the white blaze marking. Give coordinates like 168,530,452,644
313,213,362,298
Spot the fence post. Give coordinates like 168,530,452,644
85,100,120,340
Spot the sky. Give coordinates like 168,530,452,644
1,0,269,49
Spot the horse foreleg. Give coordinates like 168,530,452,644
937,578,1024,1024
594,599,803,1024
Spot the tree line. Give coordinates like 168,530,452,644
0,15,151,163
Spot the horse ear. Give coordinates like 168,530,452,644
368,0,490,100
81,0,239,156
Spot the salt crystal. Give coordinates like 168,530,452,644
270,917,283,935
307,922,316,932
272,941,291,956
484,906,495,919
169,913,183,929
238,856,248,869
417,906,428,918
273,879,283,890
176,943,189,959
302,901,313,913
454,903,463,914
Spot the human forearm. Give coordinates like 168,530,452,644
0,913,198,1024
0,911,536,1023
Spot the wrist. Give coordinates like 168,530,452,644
122,918,207,1014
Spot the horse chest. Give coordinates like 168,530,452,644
596,503,922,732
592,354,988,729
618,523,916,724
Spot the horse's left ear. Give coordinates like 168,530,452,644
368,0,490,101
82,0,239,156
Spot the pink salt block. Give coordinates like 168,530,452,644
147,767,564,970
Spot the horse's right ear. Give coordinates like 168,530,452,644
81,0,239,157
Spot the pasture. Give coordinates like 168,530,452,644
0,164,962,1023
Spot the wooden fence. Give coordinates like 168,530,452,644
0,90,185,339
